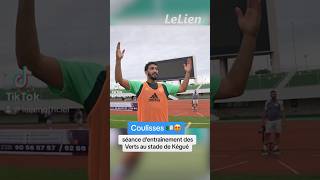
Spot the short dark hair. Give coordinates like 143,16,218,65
144,62,158,71
270,90,277,94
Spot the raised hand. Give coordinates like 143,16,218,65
184,57,193,73
235,0,262,37
116,42,125,62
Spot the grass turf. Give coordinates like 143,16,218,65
110,114,209,128
212,175,320,180
111,144,209,180
0,167,87,180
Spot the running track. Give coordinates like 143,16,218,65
211,120,320,176
111,99,210,117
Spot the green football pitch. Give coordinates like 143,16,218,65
212,175,320,180
110,114,210,128
0,167,87,180
1,167,320,180
110,144,209,180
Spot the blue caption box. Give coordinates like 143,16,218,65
127,122,186,135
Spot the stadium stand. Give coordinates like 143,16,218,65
214,69,320,120
0,89,6,101
287,69,320,87
215,98,320,120
199,83,210,89
187,84,200,90
245,72,287,90
110,82,210,101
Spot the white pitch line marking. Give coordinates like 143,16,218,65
174,112,185,116
277,160,300,175
188,122,209,125
196,112,205,117
213,161,249,172
185,122,192,129
111,119,131,122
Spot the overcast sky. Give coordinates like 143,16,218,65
275,0,320,71
110,25,210,87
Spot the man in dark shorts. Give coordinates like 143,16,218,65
192,89,199,111
262,90,286,155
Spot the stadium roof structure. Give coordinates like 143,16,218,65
110,89,135,98
215,70,320,103
215,85,320,103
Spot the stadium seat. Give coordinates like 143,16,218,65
287,69,320,87
245,72,287,90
